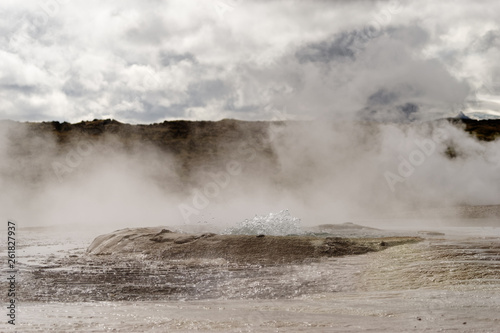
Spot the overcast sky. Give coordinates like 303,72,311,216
1,0,499,123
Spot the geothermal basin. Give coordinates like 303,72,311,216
2,216,500,332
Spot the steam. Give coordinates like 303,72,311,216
0,121,183,231
0,119,499,232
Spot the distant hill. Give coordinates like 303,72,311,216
0,117,499,187
446,117,500,141
2,117,500,160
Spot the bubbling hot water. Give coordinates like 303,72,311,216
223,209,303,236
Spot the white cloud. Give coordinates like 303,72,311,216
0,0,499,123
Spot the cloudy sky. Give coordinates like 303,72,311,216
1,0,499,123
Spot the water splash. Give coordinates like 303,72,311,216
223,210,303,236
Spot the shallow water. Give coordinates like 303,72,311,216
2,224,500,332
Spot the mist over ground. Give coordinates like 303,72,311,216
1,118,499,231
2,1,500,231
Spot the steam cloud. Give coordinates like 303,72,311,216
1,119,499,231
1,1,500,231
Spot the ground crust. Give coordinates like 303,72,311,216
87,227,422,264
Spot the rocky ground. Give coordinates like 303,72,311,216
14,227,421,303
5,225,500,333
